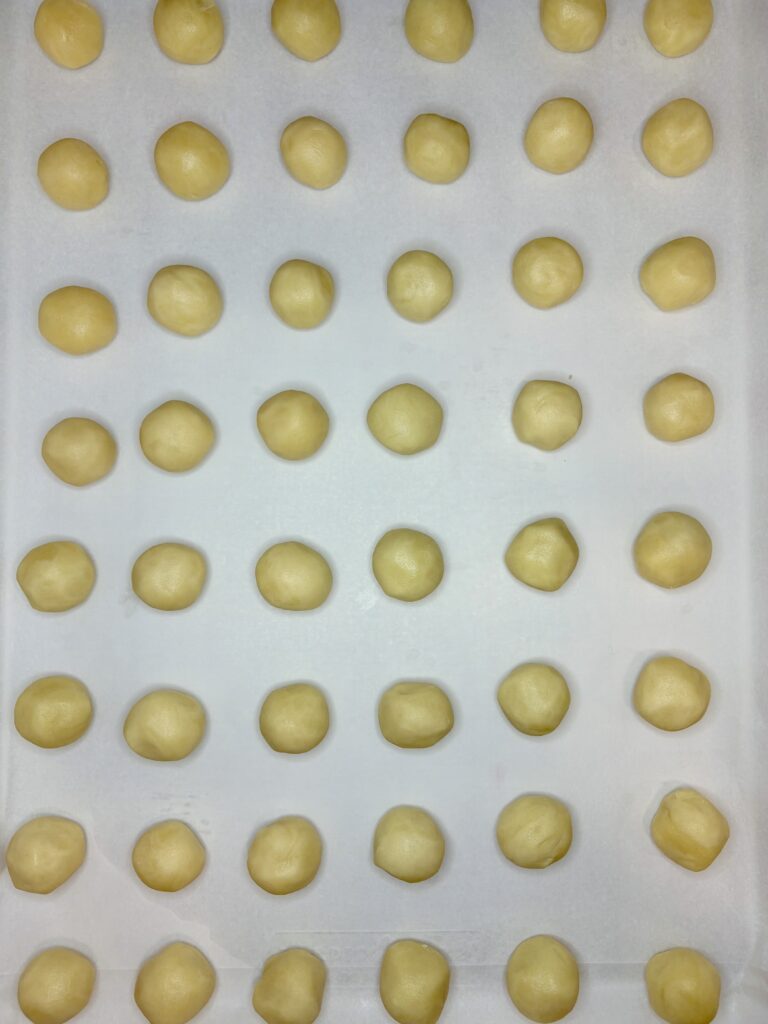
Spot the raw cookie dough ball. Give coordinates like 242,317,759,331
640,237,715,311
633,511,712,589
367,383,443,455
154,121,230,201
247,815,322,895
255,541,333,611
18,947,95,1024
540,0,606,52
38,138,109,211
505,518,579,592
132,820,206,892
496,794,573,869
497,663,571,736
17,541,95,612
280,117,347,190
645,947,720,1024
14,674,93,748
257,390,329,460
633,656,710,731
643,373,714,442
271,0,341,61
140,401,215,473
147,264,223,337
34,0,104,69
132,542,207,610
524,98,594,175
642,99,713,177
404,113,470,184
38,285,116,355
253,948,327,1024
513,380,582,451
153,0,224,64
379,940,451,1024
135,942,215,1024
372,528,444,602
42,417,116,486
270,259,334,329
506,935,579,1024
512,238,583,310
405,0,474,62
259,683,330,754
124,689,206,761
373,805,445,883
378,682,454,749
651,787,729,872
644,0,713,58
6,815,86,894
387,250,453,323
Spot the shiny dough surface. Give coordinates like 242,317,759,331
14,674,93,748
18,947,95,1024
379,939,451,1024
252,948,327,1024
134,942,215,1024
247,815,323,894
124,688,207,761
17,540,95,612
6,815,86,894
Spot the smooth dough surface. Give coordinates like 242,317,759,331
147,264,223,337
372,528,444,602
524,98,594,174
140,401,215,472
256,541,333,611
135,942,215,1024
271,0,341,61
17,541,95,612
645,947,721,1024
633,511,712,589
374,805,445,883
539,0,606,52
38,138,108,210
633,656,711,731
512,237,583,309
640,237,715,311
651,787,729,872
38,284,116,355
252,948,327,1024
505,518,579,592
257,390,329,460
506,935,579,1024
260,683,330,754
14,674,93,748
132,542,207,610
6,815,86,894
379,940,450,1024
154,121,230,200
18,947,95,1024
367,383,443,455
644,0,713,57
513,380,582,451
153,0,224,64
247,816,322,895
132,820,206,892
387,250,453,323
280,116,347,189
378,682,454,749
270,260,334,329
404,113,470,184
496,794,572,869
498,663,571,736
42,417,116,486
124,689,206,761
34,0,103,68
642,99,713,177
643,373,714,442
405,0,474,62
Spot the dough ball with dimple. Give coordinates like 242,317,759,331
643,99,713,177
38,138,109,211
378,682,454,749
645,947,721,1024
271,0,341,61
252,948,327,1024
498,663,571,736
38,285,116,355
506,935,580,1024
140,401,215,472
405,0,474,62
154,121,230,201
132,542,207,610
247,815,322,895
135,942,215,1024
42,417,116,486
644,0,713,58
524,99,594,175
257,390,329,460
644,373,714,442
496,794,572,869
640,237,715,311
513,238,583,309
147,264,223,337
270,259,334,329
633,511,712,589
153,0,224,64
505,518,579,592
387,250,453,323
404,113,470,184
379,940,451,1024
14,675,93,748
260,683,330,754
633,656,710,731
280,117,347,190
6,815,86,894
132,820,206,892
34,0,104,69
18,947,95,1024
367,383,443,455
540,0,606,51
256,542,333,611
17,541,95,612
374,805,445,883
372,528,444,602
124,688,206,761
651,787,729,872
513,380,582,451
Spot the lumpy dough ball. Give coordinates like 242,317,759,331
506,935,579,1024
42,417,116,486
524,99,594,175
645,948,721,1024
147,264,223,337
367,383,443,455
644,373,714,442
512,237,583,310
259,683,330,754
271,0,341,61
387,250,453,323
280,117,347,190
372,528,444,602
379,940,451,1024
6,815,86,894
14,675,93,748
252,948,327,1024
18,947,95,1024
633,511,712,589
124,689,206,761
640,237,715,311
540,0,606,52
154,121,230,201
38,138,108,211
132,542,207,610
505,518,579,592
405,0,474,63
255,541,333,611
132,820,206,892
644,0,713,58
651,787,729,872
269,259,334,329
247,815,322,895
513,380,582,451
496,794,572,869
17,541,95,612
135,942,215,1024
404,113,470,184
378,682,454,749
373,805,445,883
642,99,713,178
497,663,571,736
140,401,215,473
38,285,116,355
34,0,104,69
633,656,710,731
257,390,330,461
153,0,224,64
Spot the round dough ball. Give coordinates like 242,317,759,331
373,805,445,883
367,383,443,455
498,663,571,736
496,794,573,869
271,0,341,61
372,528,444,602
135,942,215,1024
387,250,453,323
540,0,606,52
651,787,729,872
513,237,583,310
132,542,207,611
38,138,108,211
378,682,454,749
260,683,330,754
255,541,333,611
42,417,116,486
247,815,322,895
17,541,95,612
38,285,116,356
513,380,582,451
524,98,594,175
147,264,223,337
280,116,347,190
269,259,334,329
633,656,711,731
14,674,93,748
405,0,474,63
643,373,714,442
257,390,330,461
124,689,206,761
640,237,715,311
644,0,713,58
140,401,215,473
505,518,579,592
642,99,713,178
34,0,103,69
404,113,470,184
506,935,579,1024
645,947,721,1024
6,816,86,894
252,948,327,1024
153,0,224,64
379,939,450,1024
18,947,95,1024
154,121,230,201
132,820,206,892
633,511,712,589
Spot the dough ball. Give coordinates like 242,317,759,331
378,681,454,749
373,805,445,883
271,0,341,61
405,0,474,63
506,935,579,1024
633,656,710,731
154,121,230,201
17,541,95,612
42,417,116,486
372,528,444,602
633,511,712,589
512,380,582,451
259,683,330,754
367,383,443,455
644,0,713,58
124,688,207,761
147,264,223,337
255,541,333,611
140,401,215,472
642,99,713,177
379,939,451,1024
132,820,206,892
14,674,93,748
387,250,453,323
257,390,330,460
280,116,347,190
132,542,207,610
512,237,583,310
505,518,579,592
34,0,103,69
404,113,470,184
540,0,606,51
153,0,224,64
6,815,86,894
247,815,322,895
524,98,594,175
651,787,729,872
269,259,334,329
497,663,571,736
496,794,573,869
640,237,715,311
134,942,215,1024
643,373,714,442
645,947,720,1024
252,948,327,1024
18,947,95,1024
38,284,116,356
38,138,108,211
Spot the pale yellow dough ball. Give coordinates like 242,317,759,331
498,663,571,736
367,383,443,455
387,250,453,323
271,0,341,61
379,940,451,1024
374,805,445,883
18,947,95,1024
14,674,93,748
6,815,86,894
405,0,474,62
132,820,206,891
644,373,714,442
253,948,327,1024
256,541,333,611
378,682,454,749
154,121,230,201
153,0,224,64
372,528,444,602
42,417,116,486
34,0,104,69
280,116,347,190
135,942,215,1024
257,390,329,460
651,787,729,872
513,237,583,309
270,259,335,329
644,0,713,58
38,284,116,355
38,138,108,211
513,380,582,451
17,541,95,612
505,518,579,592
140,401,215,473
640,237,715,311
633,656,711,731
497,794,572,869
540,0,606,52
260,683,330,754
645,947,721,1024
642,99,713,177
506,935,580,1024
147,264,223,337
124,688,207,761
633,511,712,589
132,542,207,610
404,113,470,184
247,815,322,895
524,99,594,175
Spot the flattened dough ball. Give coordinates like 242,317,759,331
280,117,347,190
633,656,710,731
506,935,580,1024
271,0,341,61
645,947,721,1024
405,0,474,62
512,237,583,309
524,98,594,174
633,511,712,589
367,383,443,455
154,121,230,200
38,285,116,355
270,259,334,329
644,373,714,442
651,787,729,872
259,683,330,754
255,541,333,611
498,663,571,736
257,390,329,460
404,113,470,184
640,237,715,311
147,264,223,337
540,0,606,52
135,942,215,1024
42,417,116,486
253,948,327,1024
17,541,95,612
14,674,93,748
140,401,215,472
379,939,451,1024
132,820,206,891
124,689,206,762
505,518,579,592
644,0,713,58
6,815,86,894
153,0,224,64
513,380,582,451
372,528,444,602
34,0,104,69
374,805,445,883
387,250,453,323
18,947,95,1024
378,682,454,749
247,815,322,895
642,99,713,177
38,138,108,210
496,794,572,869
132,542,207,610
